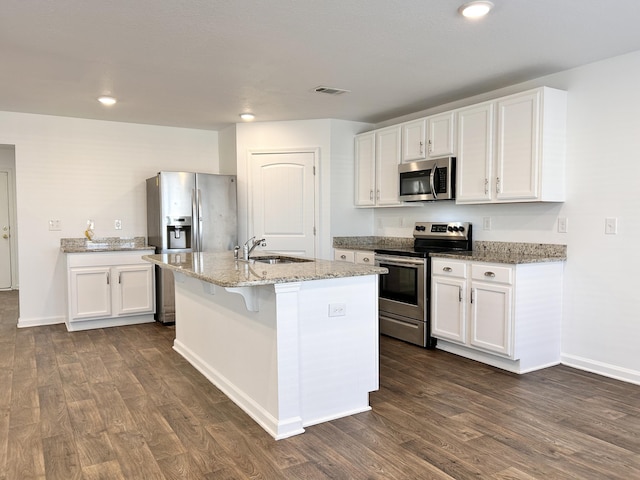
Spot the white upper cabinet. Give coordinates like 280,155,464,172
354,131,376,206
401,111,456,163
456,87,567,204
401,118,426,162
375,126,403,206
427,111,456,158
355,126,403,207
456,102,495,203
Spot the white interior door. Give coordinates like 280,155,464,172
0,172,11,289
250,151,316,257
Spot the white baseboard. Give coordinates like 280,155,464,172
561,353,640,386
17,315,65,328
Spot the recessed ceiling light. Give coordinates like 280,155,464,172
458,1,494,18
98,95,117,106
239,112,255,121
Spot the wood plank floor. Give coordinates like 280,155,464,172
1,290,640,479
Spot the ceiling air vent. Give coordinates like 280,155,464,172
314,86,350,95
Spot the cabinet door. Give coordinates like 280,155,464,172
456,102,494,203
334,249,355,263
432,276,466,344
376,126,403,206
401,119,427,162
114,264,155,316
354,132,376,206
496,90,540,201
354,251,374,265
469,282,513,356
69,267,112,320
427,112,456,158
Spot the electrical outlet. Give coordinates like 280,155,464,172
483,217,491,231
48,219,61,231
558,217,568,233
605,217,618,235
328,303,346,317
114,219,122,230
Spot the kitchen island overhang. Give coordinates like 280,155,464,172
143,252,387,439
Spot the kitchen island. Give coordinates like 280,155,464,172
143,251,387,439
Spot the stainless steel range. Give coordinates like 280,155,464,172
375,222,472,348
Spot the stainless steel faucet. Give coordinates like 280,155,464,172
242,236,266,261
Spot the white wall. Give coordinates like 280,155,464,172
373,50,640,384
235,119,372,260
0,111,219,326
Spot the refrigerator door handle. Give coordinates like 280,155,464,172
192,188,199,252
197,188,203,252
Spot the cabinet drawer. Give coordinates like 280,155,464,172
334,249,355,263
471,264,513,284
432,259,466,278
355,251,375,265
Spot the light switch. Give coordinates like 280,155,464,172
48,219,61,231
328,303,346,317
483,217,491,231
605,217,618,235
115,219,122,230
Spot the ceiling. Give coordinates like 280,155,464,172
2,0,640,131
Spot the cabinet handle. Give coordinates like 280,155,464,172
340,254,347,260
443,266,453,272
106,272,110,285
471,289,474,304
363,257,370,262
484,271,496,278
484,178,489,195
370,189,374,201
496,177,501,194
458,286,462,302
428,139,433,154
419,141,423,155
376,189,380,200
118,273,122,284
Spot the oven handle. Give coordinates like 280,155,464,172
375,255,425,267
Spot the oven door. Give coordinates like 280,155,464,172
375,255,426,321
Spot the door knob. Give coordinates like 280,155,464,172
2,234,8,239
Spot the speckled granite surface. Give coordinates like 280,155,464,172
143,252,388,287
333,237,566,264
332,236,413,250
61,237,152,253
431,241,567,264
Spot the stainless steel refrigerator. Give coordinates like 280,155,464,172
146,172,237,323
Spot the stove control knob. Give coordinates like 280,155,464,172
458,226,465,232
447,226,453,232
453,226,460,232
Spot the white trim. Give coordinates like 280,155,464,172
17,315,65,328
561,353,640,386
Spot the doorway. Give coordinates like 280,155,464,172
249,150,317,257
0,145,17,291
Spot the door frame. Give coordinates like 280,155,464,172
246,147,320,258
0,145,18,290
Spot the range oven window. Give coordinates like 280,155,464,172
378,262,419,305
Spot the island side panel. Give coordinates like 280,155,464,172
297,275,379,426
172,274,299,438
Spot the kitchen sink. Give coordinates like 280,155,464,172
252,256,313,265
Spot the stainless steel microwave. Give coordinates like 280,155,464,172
398,157,456,202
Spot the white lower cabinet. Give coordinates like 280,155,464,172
66,251,155,331
334,248,374,265
432,257,563,373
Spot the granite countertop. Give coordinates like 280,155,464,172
143,251,388,288
430,241,567,264
61,237,153,253
333,237,567,265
